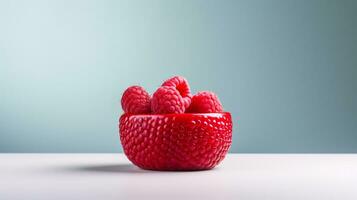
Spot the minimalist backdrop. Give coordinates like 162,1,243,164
1,0,356,153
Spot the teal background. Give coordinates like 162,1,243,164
0,0,356,153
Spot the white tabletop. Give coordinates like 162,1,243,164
0,154,356,200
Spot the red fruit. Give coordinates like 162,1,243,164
121,86,151,114
162,76,192,109
151,86,186,114
187,91,223,113
119,112,233,170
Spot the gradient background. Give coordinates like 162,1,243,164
0,0,356,153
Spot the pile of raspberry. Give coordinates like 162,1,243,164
121,76,223,114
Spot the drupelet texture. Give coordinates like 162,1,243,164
151,86,186,114
119,112,232,170
187,91,223,113
121,86,151,114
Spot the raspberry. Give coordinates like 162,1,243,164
121,86,151,114
119,112,232,170
187,91,223,113
161,76,192,109
151,86,185,114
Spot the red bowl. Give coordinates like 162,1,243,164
119,112,233,171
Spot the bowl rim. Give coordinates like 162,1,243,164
120,112,231,117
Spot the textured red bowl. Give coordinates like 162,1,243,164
119,112,233,171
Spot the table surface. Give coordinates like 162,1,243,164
1,154,356,200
